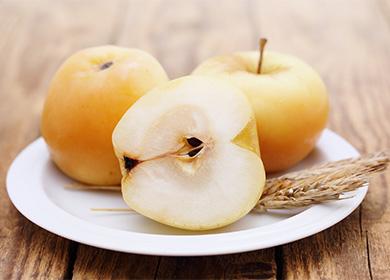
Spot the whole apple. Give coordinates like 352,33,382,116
193,50,329,172
41,46,168,185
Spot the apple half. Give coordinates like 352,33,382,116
112,76,265,230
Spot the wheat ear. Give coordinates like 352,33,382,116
254,151,389,212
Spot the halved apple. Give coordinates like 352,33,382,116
112,76,265,230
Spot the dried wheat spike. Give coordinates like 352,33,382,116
255,151,389,212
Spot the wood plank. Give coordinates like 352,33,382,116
156,250,276,279
71,1,277,279
122,1,277,278
363,2,390,279
0,0,121,278
250,0,390,278
73,246,159,279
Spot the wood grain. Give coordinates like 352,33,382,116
249,0,390,279
71,1,277,279
155,250,276,279
72,246,160,279
0,0,122,278
0,0,389,279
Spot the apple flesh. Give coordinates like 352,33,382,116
193,51,329,172
112,76,265,230
41,46,168,185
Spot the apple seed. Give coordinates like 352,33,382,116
186,137,203,148
124,156,139,171
187,146,203,157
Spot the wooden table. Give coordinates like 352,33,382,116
1,0,389,279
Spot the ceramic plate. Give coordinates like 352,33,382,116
6,129,366,256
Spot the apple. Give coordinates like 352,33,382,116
41,46,168,185
192,39,329,172
112,76,265,230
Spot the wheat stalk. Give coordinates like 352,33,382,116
66,151,390,211
65,183,121,191
254,151,389,212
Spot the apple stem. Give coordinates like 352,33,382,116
257,38,268,74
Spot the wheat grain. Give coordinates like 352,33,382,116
255,151,389,211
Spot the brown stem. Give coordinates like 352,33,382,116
65,183,121,191
257,38,268,74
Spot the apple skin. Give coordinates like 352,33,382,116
193,51,329,172
41,46,168,185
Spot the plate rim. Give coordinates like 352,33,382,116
6,129,367,256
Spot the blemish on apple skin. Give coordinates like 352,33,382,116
99,61,113,71
124,156,139,171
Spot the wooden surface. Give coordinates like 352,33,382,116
1,0,389,279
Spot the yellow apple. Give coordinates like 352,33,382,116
41,46,168,185
193,49,329,172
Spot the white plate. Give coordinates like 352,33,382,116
6,129,366,256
